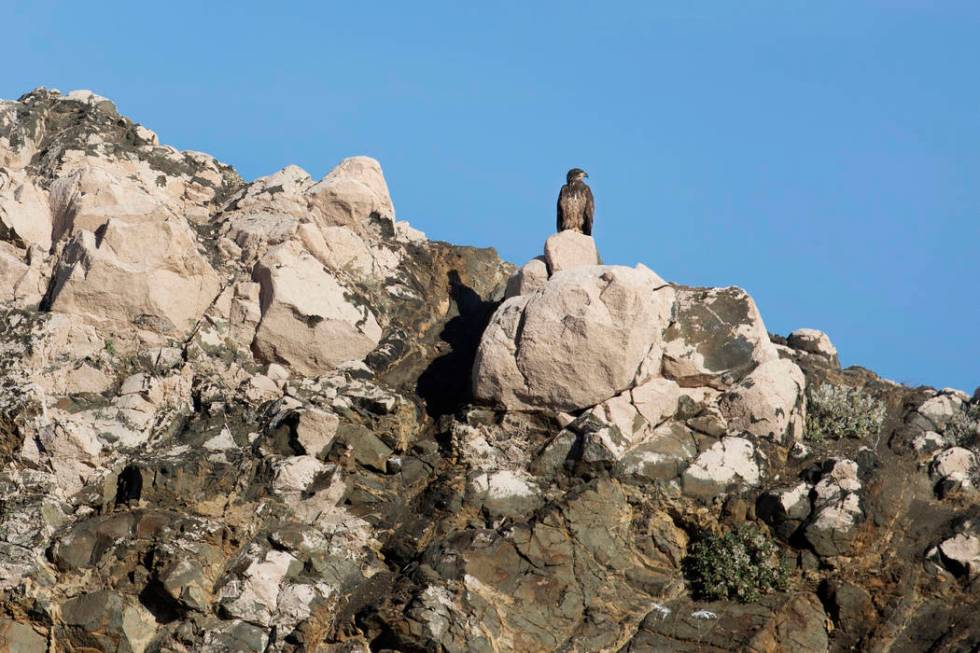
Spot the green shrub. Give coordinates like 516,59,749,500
683,525,788,602
805,383,886,442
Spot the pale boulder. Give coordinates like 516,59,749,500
681,436,761,498
662,286,778,387
788,328,839,362
46,218,221,339
0,169,52,249
719,358,806,442
307,157,395,237
299,222,374,275
252,242,382,376
472,265,675,411
295,408,340,457
544,231,599,274
631,377,682,428
937,533,980,579
504,257,548,299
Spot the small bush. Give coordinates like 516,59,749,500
805,383,886,442
946,402,980,446
683,525,788,602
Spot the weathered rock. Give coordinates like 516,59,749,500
804,459,863,557
543,230,599,273
473,264,675,411
787,328,839,364
59,590,156,653
0,618,46,652
46,217,221,339
252,241,382,375
682,437,761,498
504,256,548,298
757,482,812,539
720,358,806,442
307,156,395,237
618,422,698,481
0,169,51,249
937,533,980,579
662,286,778,388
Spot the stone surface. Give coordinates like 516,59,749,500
543,230,599,273
682,436,761,498
252,241,382,375
307,156,395,237
720,358,806,442
662,286,778,388
473,264,675,411
504,256,548,298
787,328,839,362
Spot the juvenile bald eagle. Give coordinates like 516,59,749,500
557,168,594,235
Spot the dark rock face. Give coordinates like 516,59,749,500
0,88,978,652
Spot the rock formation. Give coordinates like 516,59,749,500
0,87,977,652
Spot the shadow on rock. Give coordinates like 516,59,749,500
416,270,498,417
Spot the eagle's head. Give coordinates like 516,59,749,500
566,168,589,183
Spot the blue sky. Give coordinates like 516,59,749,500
5,1,978,392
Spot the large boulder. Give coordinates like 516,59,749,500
788,328,839,364
681,436,761,498
504,256,548,299
719,358,806,442
544,231,599,273
307,156,395,238
662,286,778,387
0,169,51,249
46,218,221,339
252,241,382,375
472,264,675,411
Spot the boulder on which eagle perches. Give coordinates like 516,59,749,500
544,231,599,274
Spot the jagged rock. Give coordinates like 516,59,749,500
662,286,778,388
937,533,980,579
473,264,675,411
930,446,977,493
219,547,303,627
252,241,382,375
757,481,812,539
0,169,51,249
682,436,761,498
46,217,222,339
504,256,548,298
787,328,839,364
307,156,395,237
295,407,340,457
59,590,156,653
804,459,864,556
719,358,806,442
544,230,599,273
0,618,46,652
618,422,698,481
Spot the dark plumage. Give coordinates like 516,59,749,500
556,168,594,235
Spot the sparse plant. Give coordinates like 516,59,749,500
104,339,116,356
683,525,788,603
805,383,886,442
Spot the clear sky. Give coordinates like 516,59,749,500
4,1,978,392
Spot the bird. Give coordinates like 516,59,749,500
556,168,594,236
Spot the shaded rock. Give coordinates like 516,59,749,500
618,422,698,482
543,230,599,273
804,459,863,557
662,286,777,388
0,618,46,653
473,264,675,411
818,580,875,647
757,482,812,539
937,533,980,579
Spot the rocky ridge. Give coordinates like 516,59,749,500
0,88,977,652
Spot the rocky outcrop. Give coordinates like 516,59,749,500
0,87,979,653
473,264,674,411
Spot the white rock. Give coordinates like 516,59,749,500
47,218,221,339
299,222,374,275
543,231,599,274
295,408,339,457
681,437,760,498
938,533,980,578
931,447,977,484
720,358,806,442
0,169,52,249
787,328,838,359
252,241,382,376
220,549,300,627
630,377,682,428
504,257,548,299
307,157,395,237
473,265,675,411
273,456,326,493
919,394,963,430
